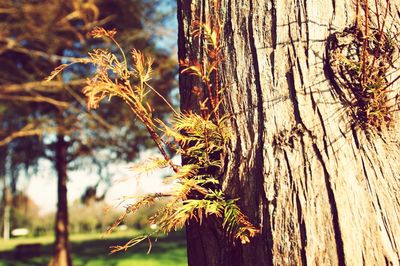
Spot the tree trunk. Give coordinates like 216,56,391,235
1,147,10,241
49,134,72,266
2,186,11,241
178,1,400,265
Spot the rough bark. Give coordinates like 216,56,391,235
178,1,400,265
49,134,72,266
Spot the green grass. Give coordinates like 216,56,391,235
0,231,187,266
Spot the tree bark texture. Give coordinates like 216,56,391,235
49,135,72,266
178,1,400,265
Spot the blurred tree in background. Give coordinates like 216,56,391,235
9,192,40,231
0,191,45,236
69,199,118,234
0,1,176,265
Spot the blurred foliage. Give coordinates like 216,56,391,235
0,0,177,195
69,199,119,234
69,198,167,234
0,0,177,250
10,192,40,230
0,190,53,237
0,190,168,237
0,0,177,170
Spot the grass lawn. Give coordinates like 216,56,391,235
0,231,187,266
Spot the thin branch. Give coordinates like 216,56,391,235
0,124,58,147
0,79,86,93
64,86,114,130
362,0,370,86
0,94,70,108
127,101,179,173
0,8,16,14
145,82,178,115
355,0,360,29
0,43,84,63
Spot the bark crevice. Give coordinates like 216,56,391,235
312,143,345,266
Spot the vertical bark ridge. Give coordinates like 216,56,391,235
248,0,267,220
302,0,310,67
248,0,273,256
296,194,308,266
315,106,329,157
360,146,400,262
284,149,308,266
286,66,303,124
270,0,277,84
312,143,345,266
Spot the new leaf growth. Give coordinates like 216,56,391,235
46,23,259,253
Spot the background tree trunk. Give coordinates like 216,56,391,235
1,147,10,241
178,1,400,265
49,134,72,266
2,186,11,241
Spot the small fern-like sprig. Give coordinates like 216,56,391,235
129,156,170,176
159,113,229,154
46,26,259,253
45,58,91,82
110,235,151,254
222,199,259,244
91,27,127,68
106,193,161,236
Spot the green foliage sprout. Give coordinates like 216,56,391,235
330,0,400,131
47,21,259,253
